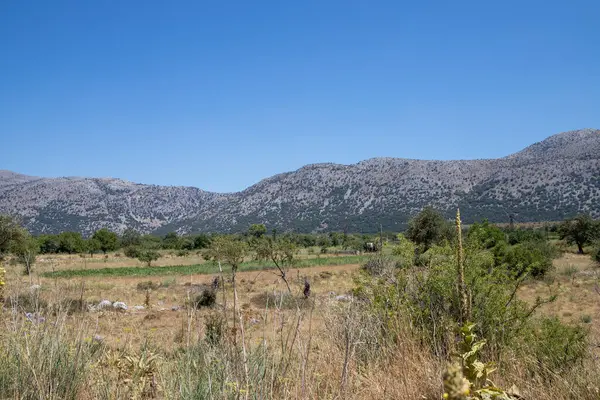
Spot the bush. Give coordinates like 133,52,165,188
192,289,216,308
361,255,397,277
204,312,225,345
506,228,546,245
500,240,557,278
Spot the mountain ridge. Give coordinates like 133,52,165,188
1,128,599,234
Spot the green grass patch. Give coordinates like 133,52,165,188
41,255,369,279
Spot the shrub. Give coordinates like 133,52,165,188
176,249,190,257
204,312,225,345
391,234,416,268
192,289,216,308
361,255,396,277
500,240,557,278
506,228,545,245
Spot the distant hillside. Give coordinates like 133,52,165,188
1,128,599,234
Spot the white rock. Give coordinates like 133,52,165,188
133,305,145,311
112,301,128,311
97,300,113,309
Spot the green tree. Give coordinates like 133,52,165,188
559,214,599,254
121,228,141,247
137,250,160,266
162,232,181,249
85,238,101,257
406,206,453,252
12,234,39,275
38,234,60,254
57,232,85,254
92,228,119,254
248,224,267,239
0,215,26,257
140,234,161,249
193,233,211,249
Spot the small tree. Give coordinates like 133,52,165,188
255,238,297,292
57,232,85,254
92,228,119,254
137,250,160,267
121,228,141,247
559,214,599,254
86,238,101,257
12,234,39,275
406,206,453,252
0,215,26,257
248,224,267,239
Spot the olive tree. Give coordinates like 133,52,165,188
559,214,599,254
406,206,454,252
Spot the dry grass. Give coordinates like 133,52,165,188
1,252,599,399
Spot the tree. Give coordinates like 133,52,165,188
0,215,26,257
137,250,160,266
38,234,60,254
85,238,101,257
406,206,453,252
559,214,599,254
248,224,267,239
254,237,297,292
121,228,141,247
57,232,85,254
162,232,181,249
12,234,39,275
193,233,211,249
92,228,119,254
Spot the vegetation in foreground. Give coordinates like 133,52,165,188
0,210,599,399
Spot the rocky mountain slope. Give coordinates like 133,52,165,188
1,129,599,234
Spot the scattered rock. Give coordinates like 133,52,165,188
171,306,180,311
328,291,337,296
249,318,261,325
112,301,128,311
133,305,145,311
97,300,113,310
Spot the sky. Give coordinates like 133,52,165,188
1,1,599,193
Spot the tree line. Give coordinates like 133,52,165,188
1,208,599,275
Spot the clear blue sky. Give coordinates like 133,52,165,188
1,1,599,193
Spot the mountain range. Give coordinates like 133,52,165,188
1,128,599,235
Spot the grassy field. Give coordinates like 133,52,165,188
41,254,370,278
1,249,600,399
